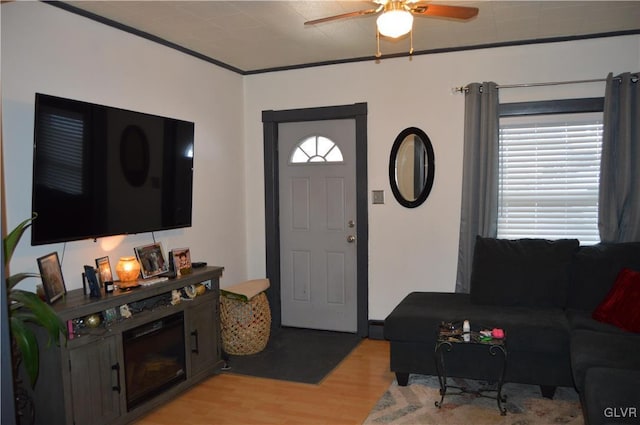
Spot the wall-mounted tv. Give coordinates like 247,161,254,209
31,93,194,246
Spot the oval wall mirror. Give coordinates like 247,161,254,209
389,127,435,208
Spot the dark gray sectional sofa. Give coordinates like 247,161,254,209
384,237,640,425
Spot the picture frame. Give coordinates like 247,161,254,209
95,256,113,286
103,307,118,323
170,248,192,276
134,242,169,278
83,265,102,299
37,252,67,304
82,272,91,296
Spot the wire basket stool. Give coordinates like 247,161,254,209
220,291,271,355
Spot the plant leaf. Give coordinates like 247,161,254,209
7,272,39,290
10,316,39,386
3,213,37,265
12,311,38,323
10,290,67,345
5,213,67,388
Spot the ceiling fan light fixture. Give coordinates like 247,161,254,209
376,9,413,38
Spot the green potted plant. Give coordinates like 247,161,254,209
4,214,67,387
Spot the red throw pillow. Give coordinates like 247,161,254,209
592,268,640,333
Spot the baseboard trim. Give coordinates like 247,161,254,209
368,320,385,340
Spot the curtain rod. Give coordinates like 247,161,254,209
452,77,607,94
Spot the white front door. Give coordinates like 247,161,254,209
278,119,357,332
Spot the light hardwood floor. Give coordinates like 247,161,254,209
135,339,394,425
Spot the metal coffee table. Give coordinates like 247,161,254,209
434,322,508,415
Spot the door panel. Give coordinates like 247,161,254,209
327,252,346,304
68,336,120,425
291,178,310,230
326,177,345,230
279,119,357,332
292,250,311,301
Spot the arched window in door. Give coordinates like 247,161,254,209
289,135,344,164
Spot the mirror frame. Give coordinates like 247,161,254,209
388,126,435,208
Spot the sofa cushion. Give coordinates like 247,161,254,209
470,237,579,308
384,292,569,354
487,307,570,355
583,367,640,425
567,242,640,311
384,292,473,343
565,309,631,335
592,268,640,333
570,329,640,392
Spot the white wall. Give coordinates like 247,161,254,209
243,35,640,320
3,2,639,323
2,2,246,290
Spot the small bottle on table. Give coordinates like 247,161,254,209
463,320,470,342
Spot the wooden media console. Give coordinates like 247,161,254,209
28,266,225,425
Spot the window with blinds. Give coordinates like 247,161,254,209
497,114,603,245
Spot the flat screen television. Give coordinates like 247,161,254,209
31,93,194,245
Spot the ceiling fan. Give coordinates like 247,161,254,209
304,0,479,57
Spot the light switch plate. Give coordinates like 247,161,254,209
372,190,384,204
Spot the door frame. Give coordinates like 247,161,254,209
262,103,368,337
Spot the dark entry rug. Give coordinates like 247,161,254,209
223,327,361,384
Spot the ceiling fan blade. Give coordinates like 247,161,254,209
304,7,381,26
410,4,479,20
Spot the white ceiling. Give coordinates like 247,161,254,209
60,1,640,73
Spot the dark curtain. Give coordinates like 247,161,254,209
599,72,640,242
455,82,499,293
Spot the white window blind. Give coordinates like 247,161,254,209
498,117,603,245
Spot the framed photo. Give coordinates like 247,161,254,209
37,252,66,304
82,272,91,296
134,242,169,278
83,265,102,299
170,248,192,276
95,256,113,286
103,307,118,323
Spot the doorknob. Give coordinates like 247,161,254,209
347,235,356,243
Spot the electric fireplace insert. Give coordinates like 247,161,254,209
123,312,186,410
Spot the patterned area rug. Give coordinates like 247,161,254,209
364,375,583,425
